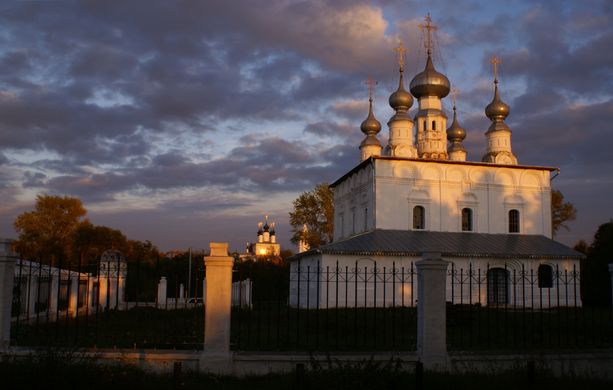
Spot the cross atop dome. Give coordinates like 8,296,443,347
490,55,501,82
393,41,407,70
364,76,377,102
419,13,437,54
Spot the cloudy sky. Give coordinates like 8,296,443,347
0,0,612,253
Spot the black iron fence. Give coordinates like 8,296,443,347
231,260,417,351
10,254,206,350
447,263,613,350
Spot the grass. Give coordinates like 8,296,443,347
447,305,613,351
231,304,417,351
11,304,613,353
0,352,611,390
11,306,204,349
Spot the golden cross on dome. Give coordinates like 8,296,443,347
418,13,437,53
490,55,501,81
451,87,459,107
393,41,407,69
364,76,378,101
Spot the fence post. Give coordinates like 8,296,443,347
157,277,167,307
0,239,17,351
203,242,233,354
415,252,449,370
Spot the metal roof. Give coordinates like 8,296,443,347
293,229,583,260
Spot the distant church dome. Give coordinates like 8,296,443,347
410,54,450,99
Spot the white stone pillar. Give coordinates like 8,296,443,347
48,272,59,320
179,283,185,300
0,239,16,351
157,277,167,307
203,242,233,353
416,252,450,369
68,275,79,317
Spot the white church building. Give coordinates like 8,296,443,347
290,16,582,309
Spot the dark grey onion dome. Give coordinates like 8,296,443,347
263,222,269,232
410,54,450,99
485,79,509,121
360,134,382,148
270,222,276,235
446,106,466,142
389,68,413,112
360,98,382,135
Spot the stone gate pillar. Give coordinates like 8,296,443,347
416,252,449,370
203,242,233,353
0,239,16,351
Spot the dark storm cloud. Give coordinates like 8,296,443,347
41,134,350,203
1,0,612,250
0,0,393,172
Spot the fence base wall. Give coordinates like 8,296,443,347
3,348,612,380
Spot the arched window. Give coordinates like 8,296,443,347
413,206,425,230
423,120,427,131
461,208,473,232
508,209,520,233
487,268,509,305
432,120,436,130
363,207,368,231
538,264,553,288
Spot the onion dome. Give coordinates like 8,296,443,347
389,67,413,112
360,97,382,136
446,106,466,143
257,222,263,236
270,222,276,236
410,53,450,99
485,79,509,121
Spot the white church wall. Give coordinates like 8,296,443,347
289,254,581,309
372,159,552,237
445,257,582,308
290,254,419,309
333,164,375,242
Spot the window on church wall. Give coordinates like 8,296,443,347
432,120,436,131
413,206,425,230
487,267,509,305
538,264,553,288
423,120,427,131
340,214,345,237
508,209,520,233
351,209,356,235
461,208,473,232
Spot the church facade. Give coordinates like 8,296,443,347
243,216,281,261
289,16,582,309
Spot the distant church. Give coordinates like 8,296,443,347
244,215,281,261
290,15,582,308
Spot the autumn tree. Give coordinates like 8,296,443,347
74,222,128,266
580,221,613,307
289,183,334,249
551,189,577,237
14,195,87,264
